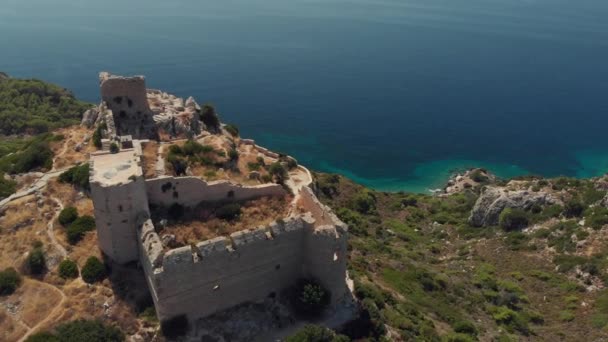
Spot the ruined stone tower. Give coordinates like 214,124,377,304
99,72,157,139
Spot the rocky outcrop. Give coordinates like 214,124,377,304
81,107,100,128
469,186,558,227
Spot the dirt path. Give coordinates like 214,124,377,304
51,132,72,172
16,280,67,342
47,197,68,259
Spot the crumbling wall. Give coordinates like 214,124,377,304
299,187,349,305
99,72,157,139
147,217,307,321
145,176,286,208
91,174,150,264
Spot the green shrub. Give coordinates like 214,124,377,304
228,148,239,161
247,162,261,171
58,206,79,226
442,333,475,342
351,190,376,214
200,104,220,131
109,142,119,154
67,215,95,244
268,162,288,181
499,208,529,231
286,324,349,342
25,332,61,342
559,310,575,322
59,164,90,190
27,246,45,275
54,319,124,341
92,124,103,149
216,203,241,221
81,256,106,284
290,279,331,317
452,321,477,336
58,259,79,279
0,174,16,199
564,199,584,218
224,124,239,137
585,207,608,229
470,170,489,183
0,267,21,295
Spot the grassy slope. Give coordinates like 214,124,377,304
315,173,608,341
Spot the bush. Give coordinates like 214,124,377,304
499,208,529,231
59,164,90,190
54,319,124,341
81,256,106,284
58,206,79,226
59,259,79,279
109,142,119,154
224,124,239,137
25,332,60,342
564,199,584,218
286,324,349,342
0,174,16,199
216,203,241,221
67,215,96,244
268,162,288,182
27,246,45,275
290,279,330,317
200,104,220,131
453,321,478,336
0,267,21,295
351,190,376,214
161,314,189,339
585,207,608,230
92,125,103,149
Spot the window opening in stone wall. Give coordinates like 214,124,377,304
333,252,339,262
118,205,123,212
213,284,220,291
275,264,281,270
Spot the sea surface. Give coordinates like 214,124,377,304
2,0,608,193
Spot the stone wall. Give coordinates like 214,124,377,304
142,217,307,321
91,174,150,264
137,186,349,322
99,72,157,139
145,176,286,208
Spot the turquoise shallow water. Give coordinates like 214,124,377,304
2,0,608,193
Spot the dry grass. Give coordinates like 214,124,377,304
161,195,292,247
50,126,96,170
0,195,54,270
10,279,63,327
141,140,159,178
0,311,27,342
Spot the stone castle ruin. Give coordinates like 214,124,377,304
87,73,349,325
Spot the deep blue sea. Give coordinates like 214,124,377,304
2,0,608,192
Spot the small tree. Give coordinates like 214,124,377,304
67,215,96,244
81,256,106,284
269,162,288,183
499,208,529,231
55,319,124,341
109,142,119,154
564,199,584,218
59,206,79,226
58,259,79,279
0,267,21,295
200,104,220,132
224,124,239,137
290,279,330,317
27,245,46,275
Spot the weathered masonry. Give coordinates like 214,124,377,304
89,73,349,323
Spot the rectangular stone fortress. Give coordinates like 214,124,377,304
88,72,349,324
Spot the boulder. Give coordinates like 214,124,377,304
81,107,100,128
469,186,557,227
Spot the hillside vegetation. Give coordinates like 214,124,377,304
0,75,91,135
315,172,608,341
